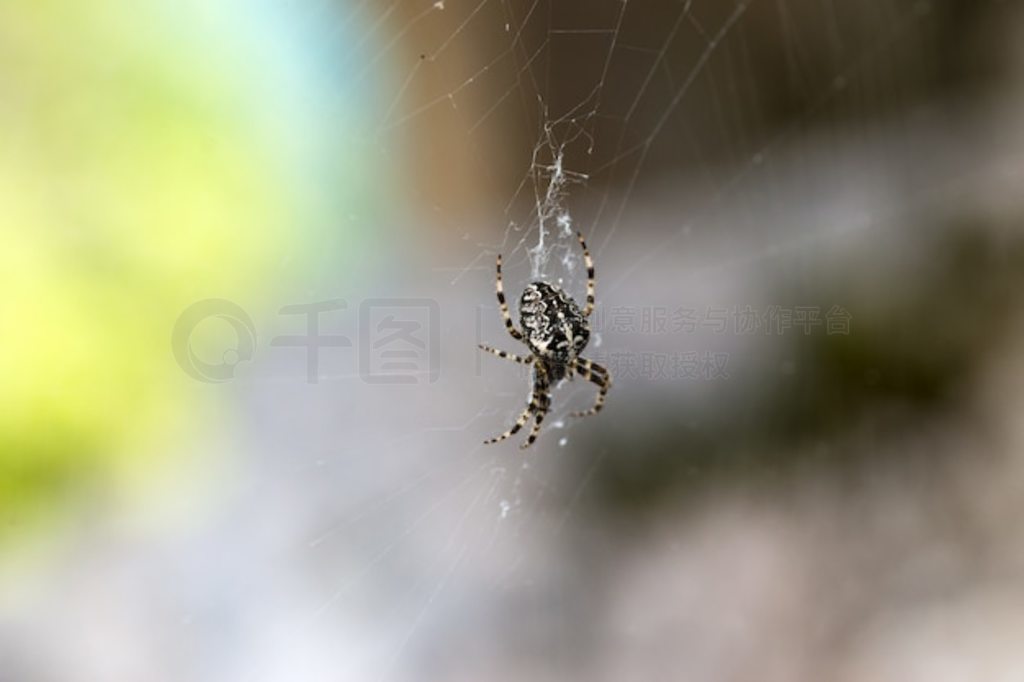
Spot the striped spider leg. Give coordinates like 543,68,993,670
570,357,611,418
477,344,531,365
494,254,523,341
576,230,596,317
482,364,551,449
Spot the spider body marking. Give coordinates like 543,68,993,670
519,281,589,382
479,231,611,448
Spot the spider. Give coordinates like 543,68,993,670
479,231,611,449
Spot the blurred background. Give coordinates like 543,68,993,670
3,0,1024,680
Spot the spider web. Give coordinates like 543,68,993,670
259,1,947,680
0,1,1002,681
3,2,950,681
376,0,772,282
283,1,948,680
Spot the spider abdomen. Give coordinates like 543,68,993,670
519,281,590,366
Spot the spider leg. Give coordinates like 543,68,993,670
520,375,551,449
495,254,524,340
478,344,532,364
576,231,596,317
484,367,549,446
570,357,610,418
483,400,535,445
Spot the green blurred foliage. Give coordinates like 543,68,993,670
0,1,373,546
